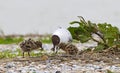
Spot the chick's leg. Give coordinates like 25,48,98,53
22,52,24,58
28,52,30,57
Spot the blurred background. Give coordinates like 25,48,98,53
0,0,120,35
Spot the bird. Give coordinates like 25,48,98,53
51,27,72,53
57,43,78,56
19,38,43,58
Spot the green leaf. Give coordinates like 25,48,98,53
70,21,81,25
68,16,120,52
107,70,114,73
94,44,105,52
79,35,91,43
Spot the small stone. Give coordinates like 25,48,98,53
6,70,17,73
55,71,61,73
5,62,15,69
41,55,49,61
116,57,119,60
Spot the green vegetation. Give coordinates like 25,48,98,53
0,37,24,44
38,35,52,43
107,70,114,73
0,35,52,44
40,38,51,43
42,40,51,43
0,49,44,59
0,49,20,59
68,16,120,52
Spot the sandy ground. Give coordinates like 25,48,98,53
0,43,120,73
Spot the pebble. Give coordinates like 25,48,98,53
5,62,15,69
1,59,120,73
0,44,120,73
55,71,61,73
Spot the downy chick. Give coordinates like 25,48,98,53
57,43,78,55
19,38,43,58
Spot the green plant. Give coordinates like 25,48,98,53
38,35,52,43
0,50,18,59
0,49,44,59
107,70,114,73
68,16,120,51
0,37,24,44
40,38,51,43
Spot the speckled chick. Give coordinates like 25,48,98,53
58,43,78,55
19,38,43,58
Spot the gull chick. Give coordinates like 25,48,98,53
58,43,78,55
19,38,43,58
